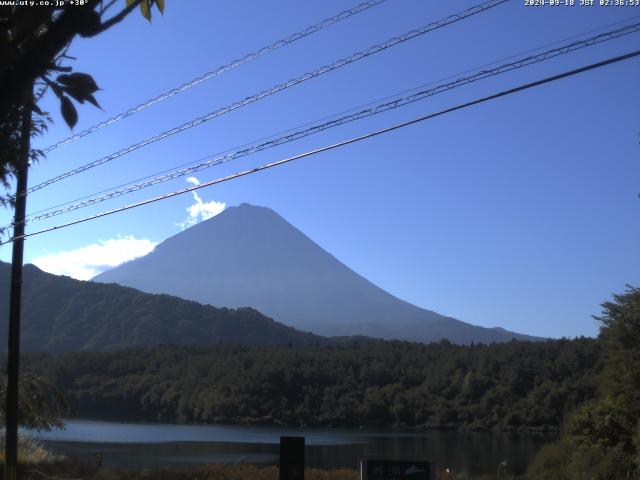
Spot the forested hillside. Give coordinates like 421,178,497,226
22,337,600,432
0,262,328,351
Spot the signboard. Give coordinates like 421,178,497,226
279,436,305,480
361,459,432,480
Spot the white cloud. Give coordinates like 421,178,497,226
31,235,158,281
177,176,225,230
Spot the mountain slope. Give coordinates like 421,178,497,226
95,203,540,344
0,262,327,352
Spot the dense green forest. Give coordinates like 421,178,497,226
22,337,599,433
527,287,640,479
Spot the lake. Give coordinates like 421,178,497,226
28,420,552,475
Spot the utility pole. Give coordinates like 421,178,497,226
5,90,33,480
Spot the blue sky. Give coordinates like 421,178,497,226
1,0,639,338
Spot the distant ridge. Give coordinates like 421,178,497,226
0,261,328,352
95,203,542,344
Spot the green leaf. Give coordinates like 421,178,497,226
85,94,102,110
62,86,86,104
126,0,137,6
56,73,99,93
60,96,78,129
140,0,151,21
155,0,165,14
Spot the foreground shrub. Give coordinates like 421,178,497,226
0,435,62,464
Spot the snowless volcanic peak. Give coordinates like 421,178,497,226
94,203,542,344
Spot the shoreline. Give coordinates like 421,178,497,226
50,416,561,436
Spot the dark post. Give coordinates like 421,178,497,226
4,94,32,480
279,436,305,480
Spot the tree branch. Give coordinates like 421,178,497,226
89,0,142,37
100,0,119,15
0,1,143,110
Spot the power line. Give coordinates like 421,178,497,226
24,0,508,196
4,49,638,246
24,14,639,221
24,13,639,223
20,21,640,225
40,0,389,154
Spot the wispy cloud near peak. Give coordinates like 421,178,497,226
176,176,225,230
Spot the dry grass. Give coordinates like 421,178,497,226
4,454,638,480
90,464,359,480
14,463,359,480
0,455,531,480
4,461,532,480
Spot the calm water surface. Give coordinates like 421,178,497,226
28,420,553,475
